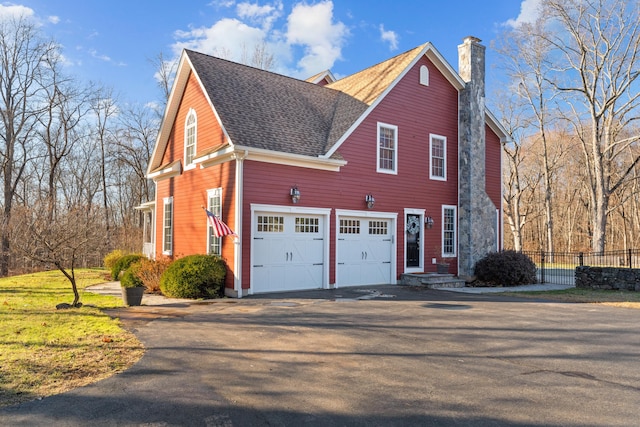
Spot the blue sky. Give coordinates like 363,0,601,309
0,0,539,107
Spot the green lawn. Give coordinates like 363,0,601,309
0,269,144,407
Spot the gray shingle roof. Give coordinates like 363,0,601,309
187,50,368,157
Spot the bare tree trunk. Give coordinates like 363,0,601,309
0,16,54,276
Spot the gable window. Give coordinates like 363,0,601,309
207,188,222,255
184,109,197,169
162,197,173,255
420,65,429,86
442,205,456,257
430,134,446,181
377,122,398,174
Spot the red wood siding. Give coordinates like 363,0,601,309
155,72,237,290
241,55,461,285
485,125,502,250
160,72,228,166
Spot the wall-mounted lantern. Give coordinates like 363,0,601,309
365,193,375,209
425,216,434,229
290,186,301,204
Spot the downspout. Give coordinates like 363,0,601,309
233,150,248,298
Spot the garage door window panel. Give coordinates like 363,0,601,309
258,215,284,232
295,217,319,233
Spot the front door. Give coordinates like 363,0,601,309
406,214,420,268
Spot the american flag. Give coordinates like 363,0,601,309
205,208,237,238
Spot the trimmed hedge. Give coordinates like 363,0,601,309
111,254,144,281
120,261,145,288
160,255,227,299
473,250,537,287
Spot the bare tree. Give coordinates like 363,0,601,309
11,202,102,307
496,15,562,255
244,41,275,71
91,88,119,250
116,104,157,206
149,52,178,107
0,14,57,276
493,88,536,251
541,0,640,252
37,55,91,221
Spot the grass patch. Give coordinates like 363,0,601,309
0,269,144,407
496,287,640,308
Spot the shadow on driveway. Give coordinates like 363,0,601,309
2,284,639,426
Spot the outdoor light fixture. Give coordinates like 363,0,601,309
365,193,375,209
425,216,434,229
290,186,301,204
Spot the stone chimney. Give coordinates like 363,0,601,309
457,36,497,279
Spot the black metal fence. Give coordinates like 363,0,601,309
522,249,640,286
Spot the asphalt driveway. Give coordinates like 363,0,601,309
1,285,639,426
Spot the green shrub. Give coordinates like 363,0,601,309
160,255,227,299
111,254,144,281
473,250,537,287
120,261,145,288
104,249,128,270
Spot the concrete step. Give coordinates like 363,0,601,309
400,273,467,288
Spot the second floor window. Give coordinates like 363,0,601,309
184,109,197,169
430,134,446,181
377,123,398,174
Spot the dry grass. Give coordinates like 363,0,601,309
0,269,144,407
496,287,640,308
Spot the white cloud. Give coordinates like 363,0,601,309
171,0,348,78
210,0,236,8
0,3,34,19
505,0,542,28
89,49,111,62
48,15,60,24
286,1,348,77
237,1,280,19
379,24,398,50
173,18,267,60
236,1,283,31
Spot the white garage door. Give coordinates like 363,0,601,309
337,216,394,287
252,212,325,293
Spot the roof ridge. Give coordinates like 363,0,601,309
185,49,336,90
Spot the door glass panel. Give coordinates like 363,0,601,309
406,214,420,267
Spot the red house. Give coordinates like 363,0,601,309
139,36,507,297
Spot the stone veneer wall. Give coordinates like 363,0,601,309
457,36,497,279
575,266,640,291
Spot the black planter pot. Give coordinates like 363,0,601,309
121,286,144,306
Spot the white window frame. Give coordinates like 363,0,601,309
162,197,173,255
184,108,197,170
442,205,456,258
429,134,447,181
207,188,222,256
377,122,398,174
420,65,429,86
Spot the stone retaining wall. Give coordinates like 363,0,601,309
575,266,640,291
